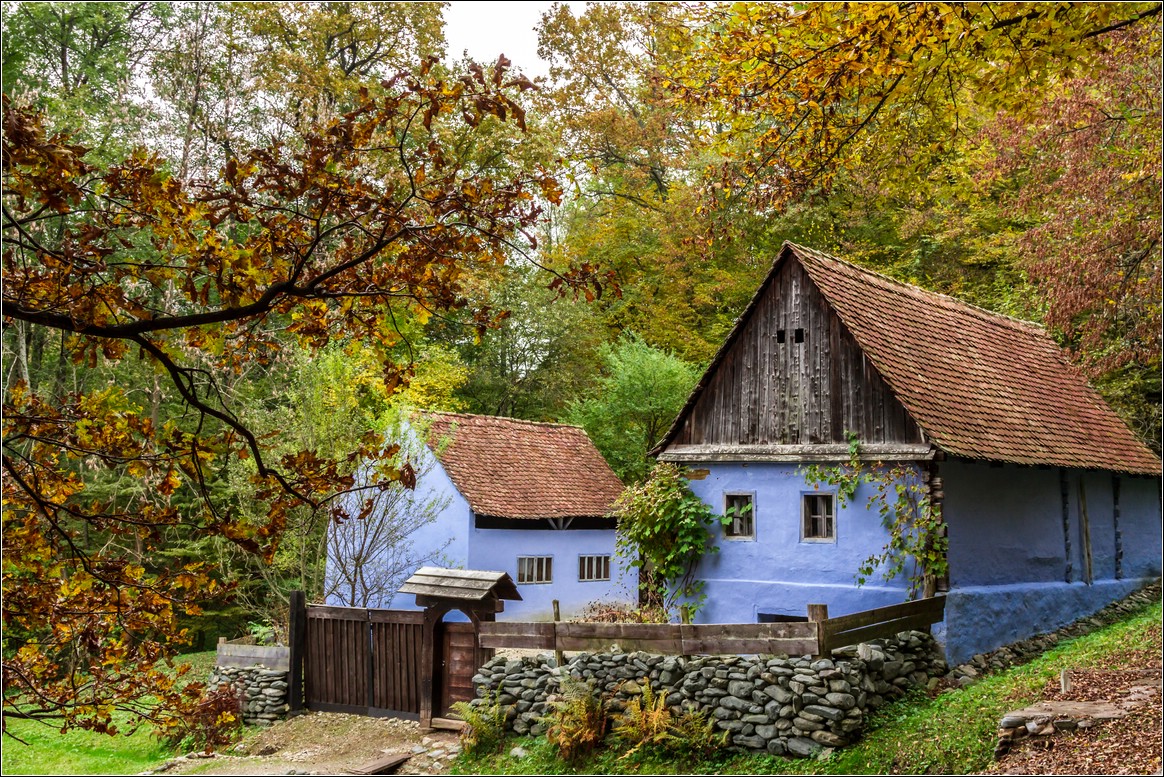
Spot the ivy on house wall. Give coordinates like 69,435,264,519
802,434,948,599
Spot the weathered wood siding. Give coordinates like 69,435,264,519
673,260,923,446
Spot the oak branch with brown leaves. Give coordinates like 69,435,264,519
1,58,568,735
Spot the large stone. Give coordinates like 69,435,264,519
733,735,767,750
719,695,752,712
767,739,788,756
803,705,844,722
755,724,779,740
791,717,825,732
786,737,822,758
825,693,857,710
728,680,755,698
763,684,792,703
811,730,848,747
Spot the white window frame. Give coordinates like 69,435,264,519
723,492,756,541
801,492,836,543
578,554,611,582
516,555,553,584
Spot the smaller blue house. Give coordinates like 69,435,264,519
652,243,1161,664
326,412,635,620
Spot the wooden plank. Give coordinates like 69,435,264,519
479,622,556,638
369,609,424,625
680,637,819,656
477,634,556,649
411,567,509,582
344,752,411,775
821,597,945,634
307,604,370,621
556,636,685,653
822,612,943,653
396,582,491,601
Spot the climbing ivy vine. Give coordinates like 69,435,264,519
614,462,727,620
802,434,948,600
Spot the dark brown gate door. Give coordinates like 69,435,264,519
439,622,492,717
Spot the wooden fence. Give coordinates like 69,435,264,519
296,603,485,720
817,595,946,654
479,595,945,657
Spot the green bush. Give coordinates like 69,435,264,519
611,680,672,759
544,677,608,763
452,690,508,756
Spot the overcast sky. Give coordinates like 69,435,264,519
444,1,583,78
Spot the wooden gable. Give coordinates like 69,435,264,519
666,255,925,452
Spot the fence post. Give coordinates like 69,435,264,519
551,600,565,670
807,603,829,658
287,590,307,712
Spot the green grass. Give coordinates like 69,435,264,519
453,600,1162,775
2,650,219,776
2,715,174,775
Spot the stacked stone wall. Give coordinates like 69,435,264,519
208,665,288,726
470,630,945,757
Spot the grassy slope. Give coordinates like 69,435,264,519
2,650,219,776
453,600,1162,775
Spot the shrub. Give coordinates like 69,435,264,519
161,682,243,753
611,679,672,759
576,597,671,624
615,462,726,618
451,690,508,756
668,705,729,758
544,676,608,763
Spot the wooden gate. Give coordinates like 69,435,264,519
299,604,488,719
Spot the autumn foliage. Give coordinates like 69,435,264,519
1,59,564,732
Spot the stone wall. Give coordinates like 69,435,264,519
208,665,289,727
470,630,945,757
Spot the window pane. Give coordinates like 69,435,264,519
578,555,611,581
518,556,553,583
802,494,835,539
725,494,754,538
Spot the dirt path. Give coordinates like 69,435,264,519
149,712,461,776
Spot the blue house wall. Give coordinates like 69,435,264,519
687,461,911,625
683,457,1160,665
941,458,1161,664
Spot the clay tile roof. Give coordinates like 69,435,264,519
423,413,625,519
790,243,1159,475
655,242,1159,475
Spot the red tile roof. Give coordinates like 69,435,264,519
423,413,625,519
660,243,1160,475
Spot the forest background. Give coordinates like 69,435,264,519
2,1,1160,737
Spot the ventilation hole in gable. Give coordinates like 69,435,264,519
776,329,786,343
794,328,805,343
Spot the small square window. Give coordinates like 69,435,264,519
517,556,553,584
724,493,754,539
802,494,835,541
578,555,611,582
776,329,786,343
794,328,805,344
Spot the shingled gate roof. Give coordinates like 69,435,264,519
424,413,625,519
657,242,1160,476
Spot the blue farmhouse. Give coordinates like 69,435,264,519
652,243,1161,664
328,412,635,619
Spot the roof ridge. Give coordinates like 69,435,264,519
785,242,1046,336
425,411,587,432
